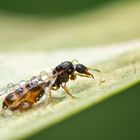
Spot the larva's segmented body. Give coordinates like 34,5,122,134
3,85,44,111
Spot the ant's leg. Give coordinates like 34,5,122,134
77,73,94,78
71,73,94,80
61,83,76,98
82,71,95,78
77,72,105,85
42,85,54,105
70,73,90,80
47,86,52,104
51,86,59,91
70,73,76,80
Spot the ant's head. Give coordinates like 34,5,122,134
75,64,94,78
75,64,88,73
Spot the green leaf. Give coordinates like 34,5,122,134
0,1,140,139
0,43,140,140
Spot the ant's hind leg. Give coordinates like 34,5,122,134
61,83,76,98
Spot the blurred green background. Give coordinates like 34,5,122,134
0,0,140,51
0,0,115,16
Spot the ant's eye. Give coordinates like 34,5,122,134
76,64,88,73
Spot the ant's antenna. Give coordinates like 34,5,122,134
88,67,105,85
88,67,101,73
72,59,79,65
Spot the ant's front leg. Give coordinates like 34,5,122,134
61,83,76,98
70,72,94,81
77,73,94,78
46,86,53,105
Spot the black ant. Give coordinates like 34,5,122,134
48,60,100,102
